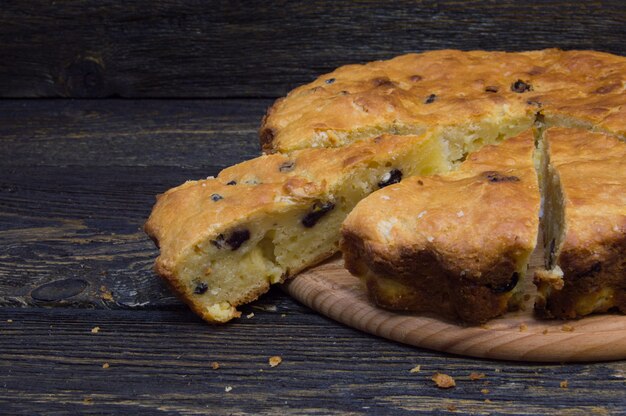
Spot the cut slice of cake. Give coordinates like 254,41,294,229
144,133,452,323
341,130,540,324
534,127,626,319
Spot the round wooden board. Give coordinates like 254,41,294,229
284,255,626,362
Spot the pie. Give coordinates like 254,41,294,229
341,130,540,324
146,49,625,323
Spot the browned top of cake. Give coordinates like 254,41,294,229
341,130,540,285
261,49,626,153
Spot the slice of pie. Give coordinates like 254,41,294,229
144,133,451,323
341,130,540,324
534,127,626,318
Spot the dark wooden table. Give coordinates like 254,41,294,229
1,2,625,414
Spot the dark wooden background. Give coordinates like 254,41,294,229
1,1,625,414
1,1,625,98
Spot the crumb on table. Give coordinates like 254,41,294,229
432,372,456,389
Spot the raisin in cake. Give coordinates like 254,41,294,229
534,127,626,318
145,133,452,322
341,131,540,324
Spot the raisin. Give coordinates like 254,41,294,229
194,282,208,295
483,171,520,183
302,201,335,228
485,86,499,93
211,229,250,250
417,179,424,186
378,169,403,188
279,161,295,172
225,229,250,250
488,272,519,293
211,193,223,202
325,78,335,84
226,180,237,186
424,93,437,104
511,79,532,93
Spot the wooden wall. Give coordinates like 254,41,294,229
1,0,624,98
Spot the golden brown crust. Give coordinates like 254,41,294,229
534,128,626,318
144,133,443,322
341,131,540,324
261,49,626,153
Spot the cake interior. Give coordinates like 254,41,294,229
173,133,452,321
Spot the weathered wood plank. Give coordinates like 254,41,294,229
1,1,624,97
0,307,624,414
0,99,270,167
0,99,270,308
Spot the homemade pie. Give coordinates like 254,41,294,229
341,130,540,324
146,49,625,323
145,133,452,322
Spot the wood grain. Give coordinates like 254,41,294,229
1,1,624,97
0,99,269,309
286,253,626,362
1,304,625,415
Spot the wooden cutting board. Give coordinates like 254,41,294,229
284,248,626,362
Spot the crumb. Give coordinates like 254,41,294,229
494,368,501,373
410,365,421,373
83,397,93,405
561,325,575,332
281,314,286,318
246,312,255,319
265,305,278,312
211,362,220,370
432,372,456,389
446,404,457,411
102,363,110,369
269,356,282,367
481,388,490,394
560,380,568,388
91,326,100,334
484,399,492,403
6,319,13,323
225,386,232,392
469,372,485,381
99,285,114,301
519,323,528,332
